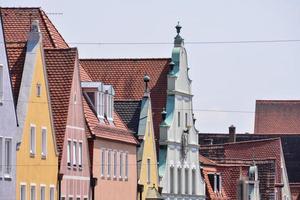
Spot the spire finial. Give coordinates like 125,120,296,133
143,74,150,93
176,21,182,35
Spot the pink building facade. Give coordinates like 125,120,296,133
80,66,138,200
45,49,91,199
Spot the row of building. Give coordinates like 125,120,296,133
0,7,204,200
0,7,298,200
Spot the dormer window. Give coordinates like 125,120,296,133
86,92,96,106
208,173,222,193
81,82,114,123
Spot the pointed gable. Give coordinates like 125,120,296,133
44,48,77,158
0,7,68,103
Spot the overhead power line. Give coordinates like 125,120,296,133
68,39,300,46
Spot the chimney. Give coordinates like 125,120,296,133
229,125,236,143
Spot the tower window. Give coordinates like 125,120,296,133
178,112,181,127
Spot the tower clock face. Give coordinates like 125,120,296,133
181,130,189,160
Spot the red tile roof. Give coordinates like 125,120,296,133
0,7,68,48
1,7,68,102
255,100,300,134
80,58,171,142
201,138,283,187
82,97,138,145
44,48,77,162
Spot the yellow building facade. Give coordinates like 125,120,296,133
15,21,58,200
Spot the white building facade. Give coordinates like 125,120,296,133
159,24,206,200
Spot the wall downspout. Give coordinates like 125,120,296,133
58,173,64,200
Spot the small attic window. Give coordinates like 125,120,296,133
36,83,41,97
104,90,114,121
87,92,96,106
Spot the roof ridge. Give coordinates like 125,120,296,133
256,100,300,103
223,137,280,145
44,47,77,51
80,58,171,61
0,7,41,9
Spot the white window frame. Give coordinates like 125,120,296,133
0,64,3,102
78,141,83,169
178,167,182,194
49,185,55,200
67,140,71,168
76,196,81,200
125,152,128,180
113,150,117,178
192,169,196,195
0,136,2,176
107,149,111,178
41,127,47,158
20,183,27,200
30,124,36,156
178,112,181,127
40,184,46,200
185,168,189,194
30,183,36,200
170,166,175,194
101,149,105,177
4,137,12,177
73,140,77,167
119,151,123,179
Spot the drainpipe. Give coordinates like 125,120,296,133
58,173,64,200
90,175,97,200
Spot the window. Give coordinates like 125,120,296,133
107,150,111,177
87,92,96,107
73,141,77,166
74,92,77,104
100,92,104,117
4,138,12,176
78,142,82,168
67,140,71,167
50,187,55,200
147,158,151,183
208,173,221,193
170,167,174,193
185,168,189,194
40,185,45,200
0,137,2,175
178,112,180,127
30,185,36,200
68,197,73,200
30,125,36,155
101,149,105,177
20,184,26,200
178,168,182,194
61,197,66,200
41,128,47,157
119,152,123,178
0,64,3,101
216,174,221,192
76,198,80,200
125,153,128,179
185,113,188,127
192,169,196,195
36,83,41,97
113,151,117,178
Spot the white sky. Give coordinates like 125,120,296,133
2,0,300,133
